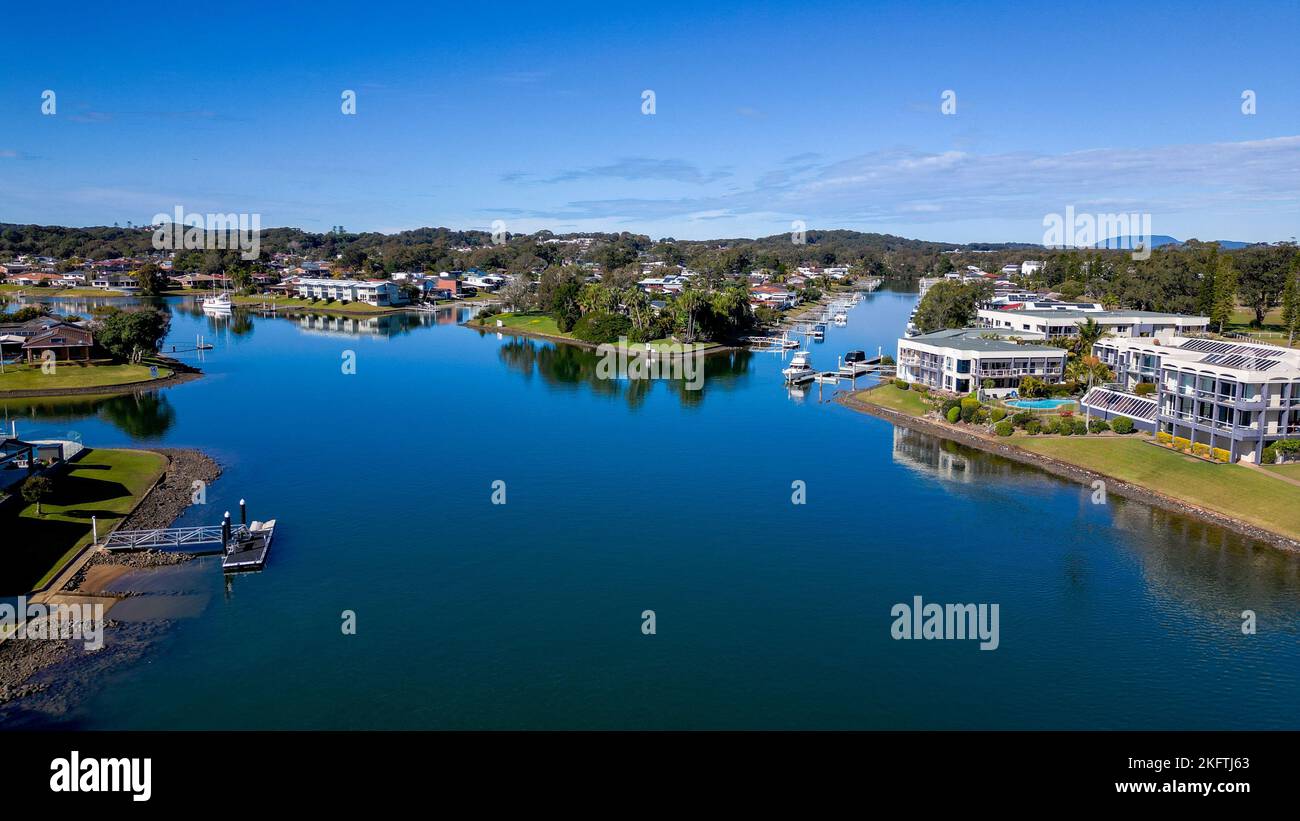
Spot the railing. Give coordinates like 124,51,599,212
102,525,226,551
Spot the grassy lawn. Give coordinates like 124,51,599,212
481,313,719,350
1015,435,1300,541
228,295,395,314
1263,462,1300,479
854,385,932,417
0,360,172,393
0,285,127,297
1227,306,1296,347
0,448,167,595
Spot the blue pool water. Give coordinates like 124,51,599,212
1006,399,1077,410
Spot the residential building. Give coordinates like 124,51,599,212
896,328,1069,397
21,323,94,362
294,277,407,306
1083,335,1300,461
976,307,1208,340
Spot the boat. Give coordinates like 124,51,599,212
832,311,848,325
844,350,867,365
781,350,816,383
202,292,233,313
222,518,276,572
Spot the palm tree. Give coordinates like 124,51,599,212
1073,317,1109,358
677,288,707,342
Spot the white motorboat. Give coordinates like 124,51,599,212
782,350,815,383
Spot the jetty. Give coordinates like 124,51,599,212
95,499,277,572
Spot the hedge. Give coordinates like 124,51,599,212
994,421,1014,436
1111,416,1135,435
894,378,910,390
1172,436,1192,451
1157,431,1173,444
1211,447,1232,463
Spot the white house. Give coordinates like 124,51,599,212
896,328,1069,397
295,277,407,306
977,308,1209,340
1083,335,1300,462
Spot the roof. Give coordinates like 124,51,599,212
903,328,1067,354
990,309,1208,322
22,324,93,349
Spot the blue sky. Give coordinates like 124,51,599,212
1,0,1298,244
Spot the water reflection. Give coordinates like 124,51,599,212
496,338,754,408
1,391,176,439
891,426,973,483
890,423,1300,625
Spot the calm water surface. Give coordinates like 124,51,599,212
3,291,1298,729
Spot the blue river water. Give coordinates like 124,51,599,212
2,290,1298,729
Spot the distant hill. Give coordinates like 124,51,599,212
1096,235,1253,250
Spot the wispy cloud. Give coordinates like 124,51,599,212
503,136,1300,232
505,157,733,185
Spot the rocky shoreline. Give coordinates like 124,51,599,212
0,447,220,709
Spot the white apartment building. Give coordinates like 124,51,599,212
896,328,1069,397
1083,335,1300,462
977,308,1209,340
295,277,406,306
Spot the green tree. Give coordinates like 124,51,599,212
1210,256,1238,333
1281,259,1300,346
133,261,170,295
91,307,171,363
21,475,54,515
1073,316,1109,358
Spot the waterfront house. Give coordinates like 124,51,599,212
22,324,94,362
976,307,1209,340
1082,335,1300,462
896,328,1069,397
749,284,797,309
294,277,407,307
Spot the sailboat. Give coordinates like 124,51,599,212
202,278,233,313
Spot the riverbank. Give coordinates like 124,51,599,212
841,385,1300,553
466,311,733,355
0,447,219,707
0,357,200,399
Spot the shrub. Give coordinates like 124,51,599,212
1261,445,1278,464
1156,431,1173,445
1192,442,1211,458
1043,418,1061,435
1088,418,1110,434
994,421,1014,437
959,396,981,422
1011,411,1034,427
1172,436,1191,451
1025,418,1042,435
1211,447,1232,463
910,382,928,393
990,408,1006,423
1134,382,1157,397
1072,419,1089,435
1059,422,1074,436
1276,439,1300,454
894,378,910,390
972,409,989,425
572,311,632,343
1112,416,1135,435
946,406,961,424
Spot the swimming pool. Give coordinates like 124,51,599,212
1005,398,1076,410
